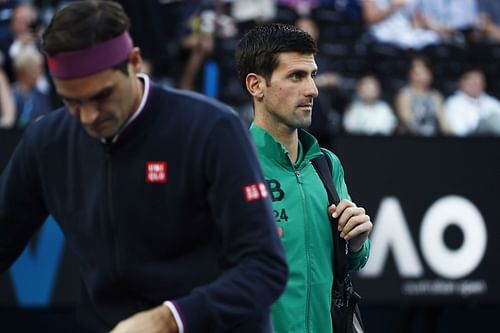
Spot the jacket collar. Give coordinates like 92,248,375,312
250,123,323,169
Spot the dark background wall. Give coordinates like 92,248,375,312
1,130,499,332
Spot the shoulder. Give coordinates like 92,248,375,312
153,84,236,118
444,92,463,106
482,93,500,105
11,106,78,160
397,86,411,97
430,89,444,102
23,107,74,142
151,84,250,142
319,148,343,170
319,147,350,199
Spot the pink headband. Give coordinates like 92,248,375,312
47,31,133,80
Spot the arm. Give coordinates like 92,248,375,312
443,96,469,136
479,12,500,42
0,128,48,272
176,113,287,331
380,102,398,135
324,150,371,271
362,0,408,25
433,91,451,135
413,10,453,37
342,104,361,134
395,88,413,134
0,69,16,128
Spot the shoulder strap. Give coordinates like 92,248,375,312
311,148,340,205
311,148,348,279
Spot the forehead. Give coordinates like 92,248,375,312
360,76,378,86
412,62,429,71
53,68,120,99
463,71,483,81
274,52,317,72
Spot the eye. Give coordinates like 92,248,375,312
90,88,114,104
291,72,304,80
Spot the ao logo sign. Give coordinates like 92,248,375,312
360,195,487,279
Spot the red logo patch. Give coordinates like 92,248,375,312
47,57,57,70
243,182,268,202
146,161,167,183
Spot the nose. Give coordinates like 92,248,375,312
305,77,319,98
78,103,99,125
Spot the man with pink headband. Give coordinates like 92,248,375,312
0,1,287,333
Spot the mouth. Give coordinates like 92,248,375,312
298,103,313,111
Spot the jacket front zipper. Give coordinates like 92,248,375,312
295,168,311,332
105,152,121,276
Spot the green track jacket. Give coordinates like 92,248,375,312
250,124,370,333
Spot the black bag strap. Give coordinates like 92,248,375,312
311,148,349,280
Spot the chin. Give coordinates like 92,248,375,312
85,127,112,139
297,121,312,130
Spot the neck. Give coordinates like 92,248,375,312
131,76,144,113
17,80,33,95
410,83,427,93
254,113,299,163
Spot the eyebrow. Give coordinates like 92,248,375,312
60,86,114,104
289,68,318,76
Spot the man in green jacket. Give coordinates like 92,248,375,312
235,23,373,333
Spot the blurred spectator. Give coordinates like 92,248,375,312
0,66,15,128
278,0,320,16
0,0,18,42
444,68,500,136
177,0,237,91
415,0,478,44
11,45,50,129
176,0,216,91
0,3,41,81
343,74,398,135
477,0,500,42
395,56,449,136
231,0,276,33
361,0,440,50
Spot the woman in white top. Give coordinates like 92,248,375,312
343,74,398,135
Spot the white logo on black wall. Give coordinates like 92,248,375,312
359,195,488,296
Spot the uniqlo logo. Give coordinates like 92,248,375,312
47,57,57,70
146,161,167,183
243,182,268,202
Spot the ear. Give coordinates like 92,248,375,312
246,73,265,101
128,47,143,74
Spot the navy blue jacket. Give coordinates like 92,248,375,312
0,81,287,332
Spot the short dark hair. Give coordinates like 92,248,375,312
408,55,433,73
235,23,317,89
42,0,130,75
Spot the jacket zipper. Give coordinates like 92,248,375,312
295,169,311,332
105,151,121,276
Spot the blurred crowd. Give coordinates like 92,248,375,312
1,0,500,140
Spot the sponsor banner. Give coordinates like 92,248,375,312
333,136,500,303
